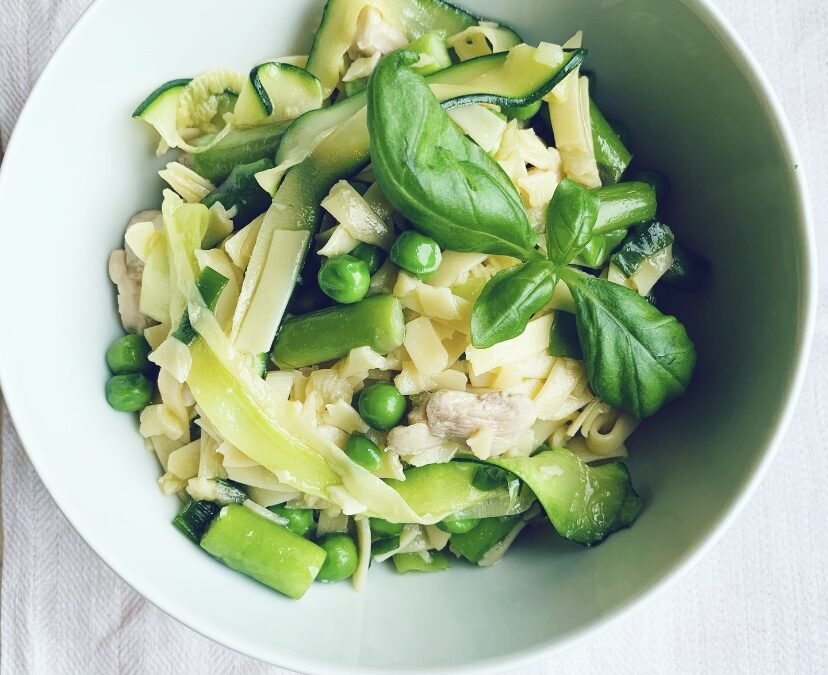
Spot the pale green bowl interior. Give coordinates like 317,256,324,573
0,0,811,672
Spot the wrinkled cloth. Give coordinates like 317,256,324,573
1,1,827,674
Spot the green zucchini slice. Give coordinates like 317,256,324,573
490,449,641,546
234,62,323,127
278,46,585,168
132,78,192,150
306,0,478,96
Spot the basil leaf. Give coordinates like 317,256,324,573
545,178,599,265
367,51,538,260
562,270,696,418
470,261,557,349
612,221,674,277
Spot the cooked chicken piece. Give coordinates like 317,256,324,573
425,390,537,455
108,210,162,333
386,422,460,467
109,249,151,333
348,6,407,60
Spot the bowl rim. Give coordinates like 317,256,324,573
0,0,817,673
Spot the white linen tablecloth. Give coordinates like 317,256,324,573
1,1,827,673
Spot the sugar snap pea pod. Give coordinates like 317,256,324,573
202,158,274,227
183,120,291,183
200,503,326,599
590,99,632,185
271,295,404,369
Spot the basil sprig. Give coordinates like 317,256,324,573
367,51,539,260
471,177,696,418
365,53,696,418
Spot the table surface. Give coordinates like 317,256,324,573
1,1,827,674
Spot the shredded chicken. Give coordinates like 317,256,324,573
425,390,537,455
348,6,407,61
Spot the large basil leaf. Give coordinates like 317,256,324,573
367,51,537,260
470,261,557,349
562,270,696,418
545,178,599,265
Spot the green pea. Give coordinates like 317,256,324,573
268,505,316,537
390,231,442,277
472,465,510,492
318,255,370,304
501,100,542,121
358,383,406,431
345,434,383,471
106,334,152,374
105,373,153,412
350,243,386,275
437,514,481,534
631,169,670,203
369,517,405,537
316,534,359,582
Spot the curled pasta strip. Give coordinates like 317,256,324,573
584,411,640,456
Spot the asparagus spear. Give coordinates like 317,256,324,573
593,182,657,235
271,295,405,369
590,99,633,185
200,503,326,599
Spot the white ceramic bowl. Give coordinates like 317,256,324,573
0,0,815,672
